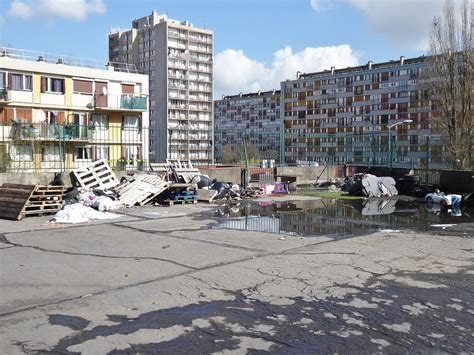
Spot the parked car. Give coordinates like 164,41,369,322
425,190,462,207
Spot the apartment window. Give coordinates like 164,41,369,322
74,146,92,160
95,145,109,160
11,73,32,91
11,145,33,161
123,115,139,129
41,146,61,162
73,79,93,95
41,77,64,93
91,114,109,129
0,72,5,89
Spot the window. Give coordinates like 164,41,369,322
0,72,6,89
91,114,109,129
73,79,93,94
41,77,64,93
94,145,109,160
123,115,139,129
11,145,33,161
11,73,32,91
41,146,61,162
74,146,92,160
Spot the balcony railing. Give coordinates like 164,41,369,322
95,94,147,111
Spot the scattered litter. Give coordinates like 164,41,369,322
379,229,402,233
278,236,286,240
430,224,456,228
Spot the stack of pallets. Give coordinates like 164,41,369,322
24,185,66,217
159,183,198,206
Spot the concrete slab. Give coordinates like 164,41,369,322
0,203,472,354
170,228,333,253
0,213,139,234
5,224,257,270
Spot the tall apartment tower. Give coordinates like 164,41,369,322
109,10,214,165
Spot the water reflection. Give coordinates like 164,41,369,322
213,199,474,238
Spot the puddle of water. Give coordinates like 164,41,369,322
212,198,474,238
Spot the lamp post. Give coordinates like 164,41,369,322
388,119,412,169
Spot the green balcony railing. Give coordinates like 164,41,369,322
121,95,147,110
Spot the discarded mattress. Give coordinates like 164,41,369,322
360,174,398,198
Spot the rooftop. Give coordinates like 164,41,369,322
0,47,138,73
298,55,427,80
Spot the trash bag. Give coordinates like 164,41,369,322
192,175,212,189
210,182,231,200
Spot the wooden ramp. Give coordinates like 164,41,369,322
72,159,120,191
118,174,169,207
0,184,36,220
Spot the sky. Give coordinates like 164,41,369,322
0,0,454,98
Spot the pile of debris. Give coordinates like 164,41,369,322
0,159,265,223
316,173,398,198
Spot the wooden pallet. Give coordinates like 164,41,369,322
166,159,201,183
0,184,37,220
72,159,119,191
118,174,169,207
24,185,66,216
159,198,198,206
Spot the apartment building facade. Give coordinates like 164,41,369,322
281,56,446,168
109,10,213,165
214,90,281,162
0,48,149,172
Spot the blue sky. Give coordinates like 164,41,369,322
0,0,450,96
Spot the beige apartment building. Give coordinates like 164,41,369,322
109,10,213,165
0,48,149,172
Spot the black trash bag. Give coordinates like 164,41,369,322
192,175,212,189
63,187,79,205
210,182,231,200
50,172,65,186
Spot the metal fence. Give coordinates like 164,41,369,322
214,128,451,170
0,122,146,173
0,123,464,173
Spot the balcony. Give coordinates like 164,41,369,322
0,88,11,105
95,94,147,111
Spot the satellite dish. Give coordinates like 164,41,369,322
102,87,108,95
38,110,46,122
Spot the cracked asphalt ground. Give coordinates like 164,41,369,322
0,199,473,353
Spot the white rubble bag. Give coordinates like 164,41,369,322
51,204,120,224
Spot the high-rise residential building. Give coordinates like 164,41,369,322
0,48,149,172
214,90,281,162
109,10,214,165
281,56,446,168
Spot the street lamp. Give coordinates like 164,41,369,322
388,119,412,169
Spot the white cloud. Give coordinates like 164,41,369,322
311,0,461,49
7,0,34,19
7,0,106,21
214,45,359,97
310,0,333,12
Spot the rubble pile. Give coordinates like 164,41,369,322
0,159,266,223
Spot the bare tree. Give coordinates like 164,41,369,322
427,0,473,169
